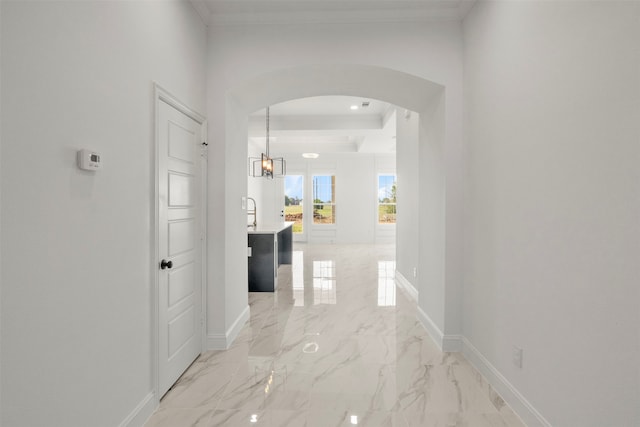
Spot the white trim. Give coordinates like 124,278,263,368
416,305,462,352
200,123,209,353
395,270,418,302
462,337,552,427
284,169,308,243
206,5,474,26
207,305,250,350
414,308,548,425
417,305,444,351
118,392,156,427
155,84,206,125
442,334,463,352
152,82,207,405
188,0,211,26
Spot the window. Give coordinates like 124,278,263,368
312,175,336,224
378,174,397,224
284,175,304,233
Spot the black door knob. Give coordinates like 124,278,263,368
160,259,173,270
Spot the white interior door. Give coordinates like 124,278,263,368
158,98,203,397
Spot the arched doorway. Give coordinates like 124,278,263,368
207,64,459,352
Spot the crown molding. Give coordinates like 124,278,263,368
189,0,211,26
192,0,477,26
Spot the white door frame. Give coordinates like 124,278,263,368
285,171,307,242
152,83,207,401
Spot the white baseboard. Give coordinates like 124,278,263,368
442,334,463,352
119,391,156,427
414,309,550,426
207,304,250,350
395,270,418,302
416,305,444,350
416,305,462,353
462,337,552,427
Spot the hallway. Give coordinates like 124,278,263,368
145,244,525,427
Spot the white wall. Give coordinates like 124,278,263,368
418,93,447,338
206,21,464,348
0,1,207,426
395,109,420,289
463,1,640,426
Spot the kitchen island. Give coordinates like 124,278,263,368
247,222,294,292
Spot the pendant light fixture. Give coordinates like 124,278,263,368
248,106,286,179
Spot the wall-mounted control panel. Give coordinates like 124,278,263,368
77,149,102,171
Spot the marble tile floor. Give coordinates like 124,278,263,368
145,244,526,427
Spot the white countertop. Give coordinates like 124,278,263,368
247,221,295,235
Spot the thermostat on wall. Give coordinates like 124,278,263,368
77,149,102,171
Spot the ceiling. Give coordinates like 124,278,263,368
191,0,476,25
249,96,399,155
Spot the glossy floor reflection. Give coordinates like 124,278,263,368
145,244,526,427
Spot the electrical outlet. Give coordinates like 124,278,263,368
512,346,523,369
413,267,417,278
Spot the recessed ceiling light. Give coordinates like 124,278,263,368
302,153,319,159
350,105,359,110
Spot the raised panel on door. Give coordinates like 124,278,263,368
168,262,195,307
168,121,197,164
169,173,195,207
168,220,195,257
168,306,196,358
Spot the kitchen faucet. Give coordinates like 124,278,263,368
247,197,257,227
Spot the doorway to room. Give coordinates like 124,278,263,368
214,63,457,353
247,96,399,246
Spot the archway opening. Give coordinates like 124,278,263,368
210,64,450,350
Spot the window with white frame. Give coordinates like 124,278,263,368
378,174,397,224
284,175,304,233
312,175,336,224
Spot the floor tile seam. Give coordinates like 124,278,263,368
246,310,275,342
198,407,217,427
215,392,314,412
150,406,219,427
160,367,241,410
210,362,247,414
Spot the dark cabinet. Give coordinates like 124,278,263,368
248,224,293,292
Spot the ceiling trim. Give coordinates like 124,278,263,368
189,0,211,25
192,1,477,26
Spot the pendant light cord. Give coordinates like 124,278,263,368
265,106,270,158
